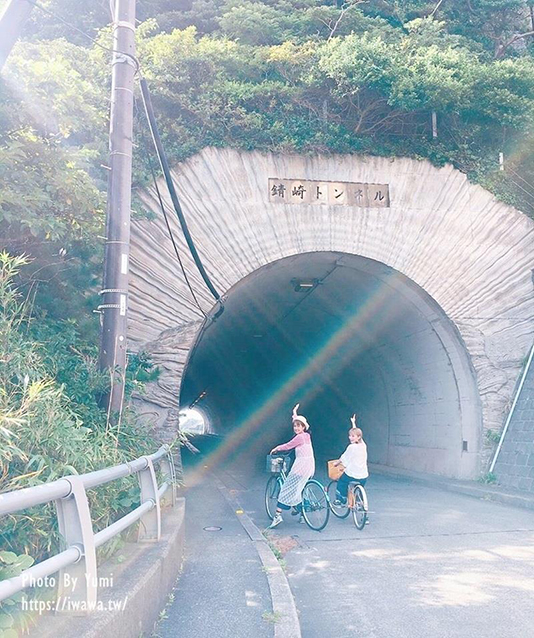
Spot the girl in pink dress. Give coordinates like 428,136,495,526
268,404,315,528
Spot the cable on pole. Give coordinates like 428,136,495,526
19,0,223,319
22,0,140,72
134,98,208,318
138,76,222,303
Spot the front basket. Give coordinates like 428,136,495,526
327,460,344,481
266,454,290,474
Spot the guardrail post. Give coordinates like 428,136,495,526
160,445,176,507
138,458,161,541
55,475,98,613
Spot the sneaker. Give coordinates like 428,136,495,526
298,515,304,524
268,513,283,529
333,498,347,507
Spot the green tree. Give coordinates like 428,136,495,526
0,253,154,561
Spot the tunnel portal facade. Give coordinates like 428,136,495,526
128,148,534,480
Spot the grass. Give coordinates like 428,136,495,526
262,610,283,624
262,532,288,571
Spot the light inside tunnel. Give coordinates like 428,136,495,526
179,252,482,479
178,407,211,436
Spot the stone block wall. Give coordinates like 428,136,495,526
493,353,534,493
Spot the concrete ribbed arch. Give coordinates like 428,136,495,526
128,148,534,478
179,251,482,478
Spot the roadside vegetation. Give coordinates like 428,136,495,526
0,251,156,633
2,2,534,320
0,253,155,560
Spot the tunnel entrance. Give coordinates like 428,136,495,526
179,252,482,479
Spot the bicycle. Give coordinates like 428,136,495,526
265,454,330,531
326,478,369,530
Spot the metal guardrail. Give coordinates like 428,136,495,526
0,445,177,609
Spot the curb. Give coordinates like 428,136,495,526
370,464,534,512
215,478,301,638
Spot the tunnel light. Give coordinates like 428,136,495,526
178,408,210,435
189,390,207,408
292,278,319,293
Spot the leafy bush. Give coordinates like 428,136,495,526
0,253,156,561
133,12,534,215
0,551,35,638
479,471,498,485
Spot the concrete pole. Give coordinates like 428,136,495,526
0,0,34,71
98,0,136,416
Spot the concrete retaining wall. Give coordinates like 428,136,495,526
128,148,534,478
30,499,185,638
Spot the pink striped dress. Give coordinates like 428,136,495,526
274,432,315,507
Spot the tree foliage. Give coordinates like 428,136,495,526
130,8,534,214
0,0,533,323
0,0,532,344
0,253,155,562
0,36,110,331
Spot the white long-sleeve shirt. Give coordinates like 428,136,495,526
340,441,368,479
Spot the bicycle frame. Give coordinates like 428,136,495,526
327,478,369,528
264,458,330,530
347,482,368,529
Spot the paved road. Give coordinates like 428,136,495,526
220,466,534,638
155,473,274,638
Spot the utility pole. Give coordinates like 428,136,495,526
98,0,136,416
0,0,34,71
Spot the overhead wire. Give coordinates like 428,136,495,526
24,0,220,309
138,76,222,303
23,0,140,71
134,98,207,318
506,176,534,206
506,166,534,198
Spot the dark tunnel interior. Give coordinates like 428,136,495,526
179,252,481,479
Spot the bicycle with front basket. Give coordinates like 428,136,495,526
265,454,330,531
326,462,369,530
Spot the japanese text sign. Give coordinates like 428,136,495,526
268,179,390,208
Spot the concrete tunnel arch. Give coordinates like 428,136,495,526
127,148,534,480
178,251,481,479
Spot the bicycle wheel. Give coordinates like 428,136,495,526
301,480,330,531
265,475,281,520
327,480,350,519
351,485,368,530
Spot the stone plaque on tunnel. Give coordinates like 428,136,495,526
268,179,390,208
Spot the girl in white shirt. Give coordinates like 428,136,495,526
333,415,368,505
